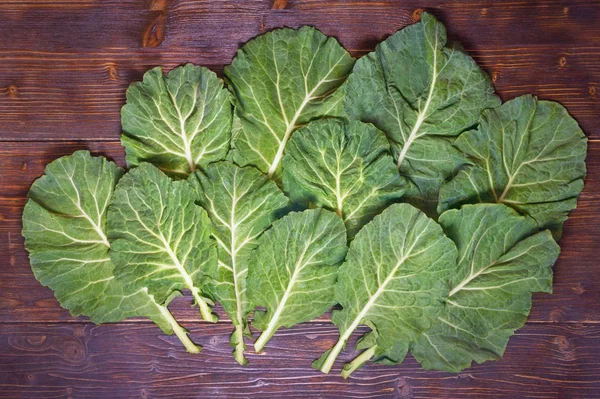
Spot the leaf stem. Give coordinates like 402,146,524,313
233,324,248,365
319,332,351,374
396,29,439,170
254,325,277,353
192,290,218,323
157,303,201,354
341,345,376,378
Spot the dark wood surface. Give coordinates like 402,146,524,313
1,1,599,398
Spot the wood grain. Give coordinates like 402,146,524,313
1,0,600,398
0,322,598,398
0,141,599,326
1,1,599,140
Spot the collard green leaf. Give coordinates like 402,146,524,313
283,119,405,238
339,324,409,377
345,12,500,212
411,204,558,372
225,26,355,181
22,16,587,374
355,328,407,366
23,151,200,353
248,208,348,352
108,163,218,323
314,203,457,374
189,161,289,364
121,64,232,177
438,95,587,236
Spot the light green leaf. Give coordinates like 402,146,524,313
121,64,232,177
225,26,355,181
189,161,289,364
23,151,200,353
345,12,500,212
248,208,348,352
283,119,405,238
315,203,457,374
438,95,587,236
412,204,558,372
108,163,218,323
340,324,409,377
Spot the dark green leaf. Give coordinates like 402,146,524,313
412,204,558,372
283,119,404,238
226,27,355,181
189,161,289,364
249,208,347,352
345,12,500,212
121,64,232,177
108,163,218,323
438,95,587,236
314,203,457,374
23,151,201,353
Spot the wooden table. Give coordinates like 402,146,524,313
1,1,599,398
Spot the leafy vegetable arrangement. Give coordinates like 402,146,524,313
22,13,587,376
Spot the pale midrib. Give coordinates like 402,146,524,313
267,56,346,178
335,169,344,217
450,238,547,297
343,189,377,223
317,149,346,218
229,175,246,337
341,257,411,343
267,93,314,178
156,231,203,303
65,275,115,298
230,217,244,327
320,251,415,373
79,209,109,247
173,101,196,173
255,238,314,350
151,94,195,171
165,81,200,173
65,171,109,247
497,153,547,203
448,259,496,297
497,103,538,203
273,41,290,130
497,173,517,203
147,287,200,353
125,194,203,305
396,35,439,170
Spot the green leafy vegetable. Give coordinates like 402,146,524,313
22,151,200,353
108,163,218,323
352,327,408,368
283,119,404,238
121,64,232,177
21,14,588,374
412,204,558,372
314,203,457,374
225,26,355,181
189,161,289,364
439,95,587,236
345,12,500,212
248,208,347,352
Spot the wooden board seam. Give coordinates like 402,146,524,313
1,320,598,325
2,138,598,143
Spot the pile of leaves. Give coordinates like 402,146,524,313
22,13,587,376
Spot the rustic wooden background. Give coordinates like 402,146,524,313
1,1,599,398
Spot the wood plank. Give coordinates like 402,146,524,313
1,46,598,140
2,1,599,397
2,0,599,50
1,141,598,324
0,322,599,398
1,1,599,140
